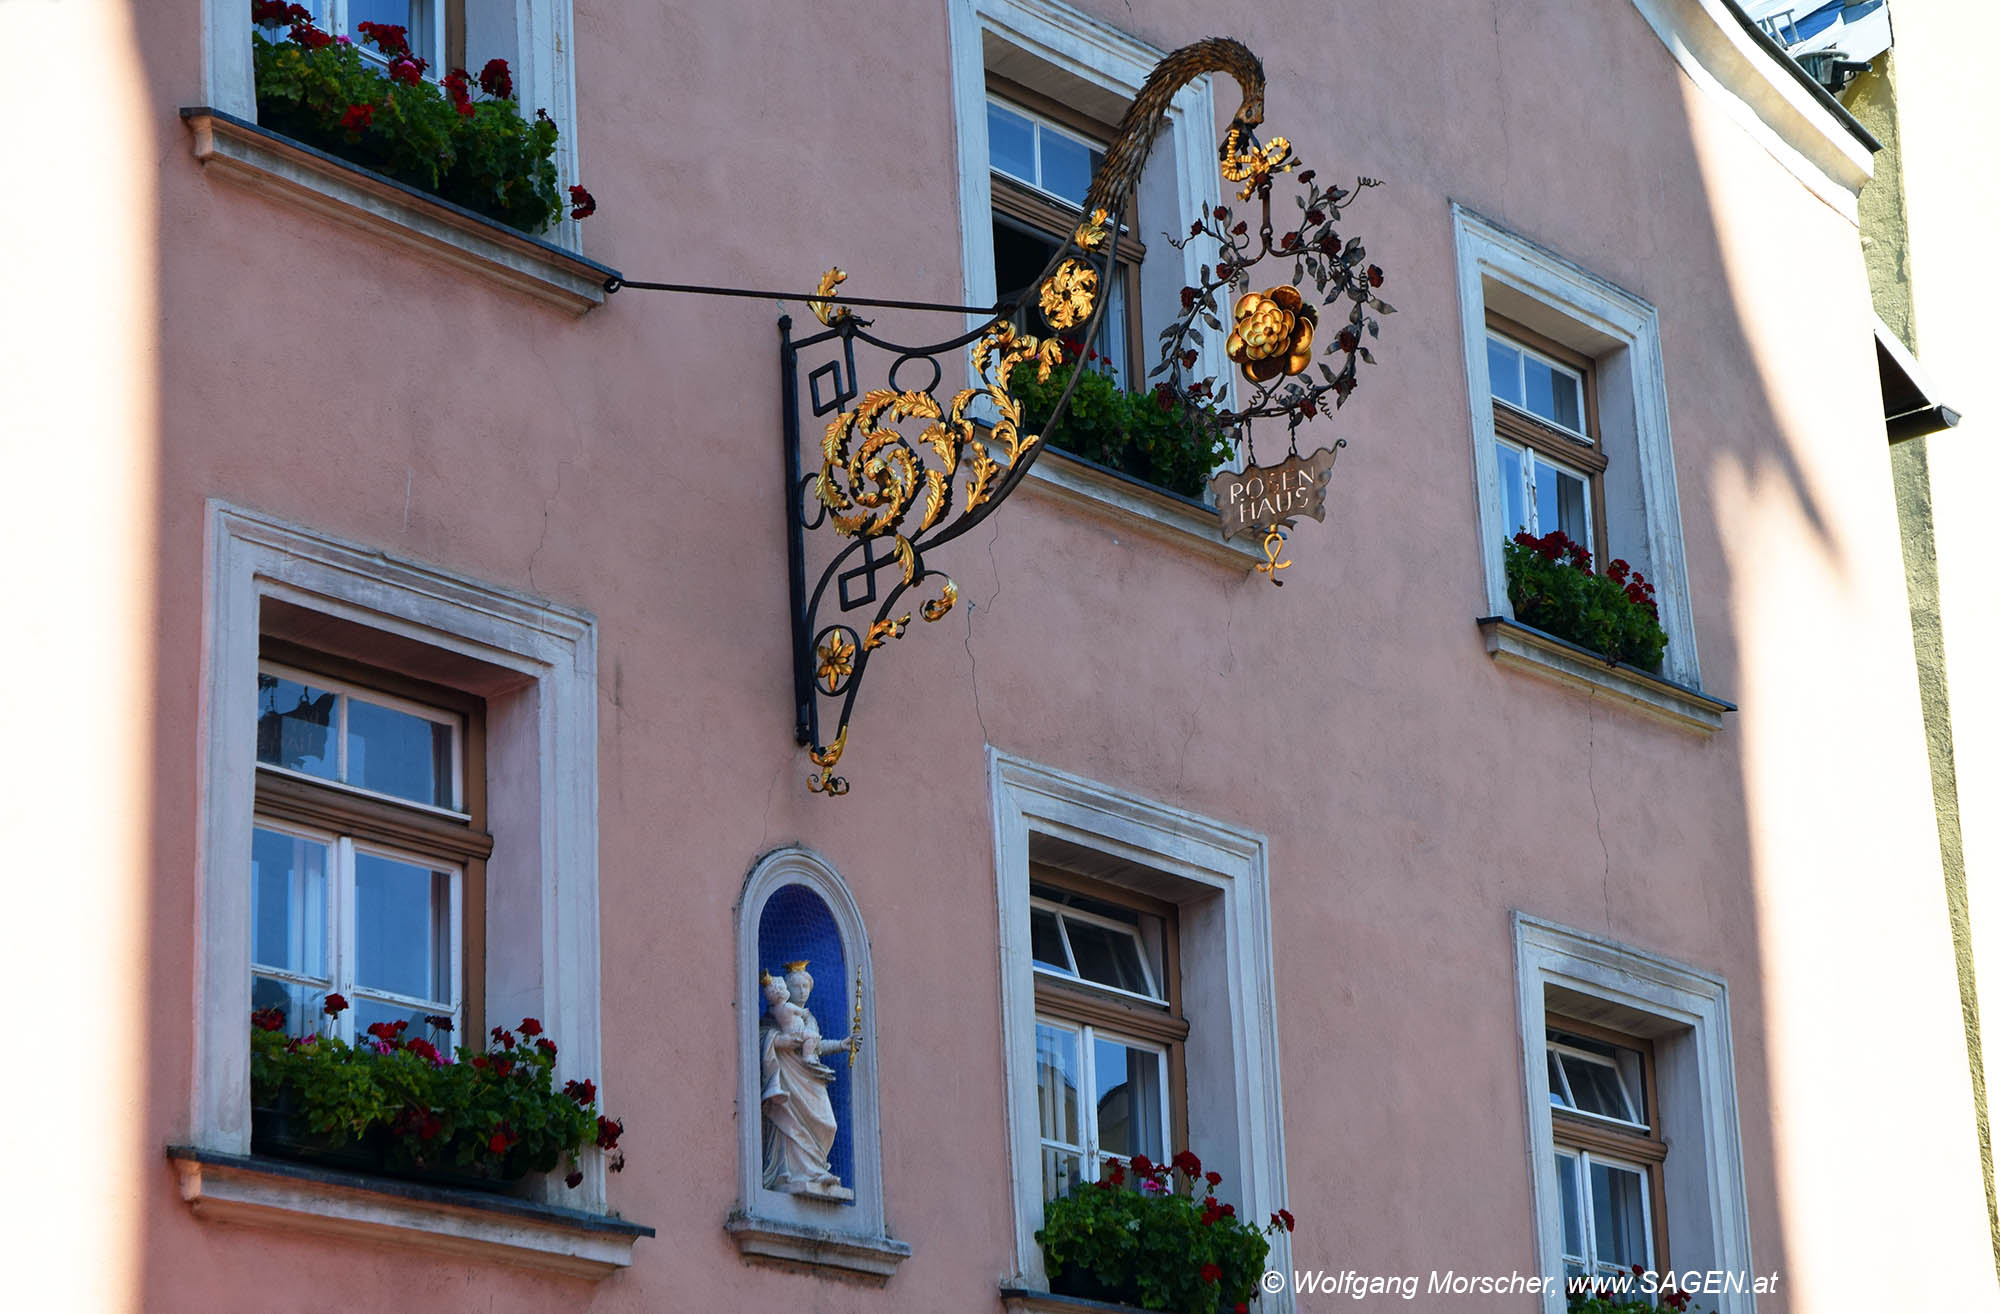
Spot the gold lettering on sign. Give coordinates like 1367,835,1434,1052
1209,447,1340,541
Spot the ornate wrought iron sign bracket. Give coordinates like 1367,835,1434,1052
612,37,1393,795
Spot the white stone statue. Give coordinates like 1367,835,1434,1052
759,961,854,1201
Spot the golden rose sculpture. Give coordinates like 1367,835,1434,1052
1226,286,1317,383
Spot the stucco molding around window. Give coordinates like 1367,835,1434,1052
988,750,1290,1310
1625,0,1876,220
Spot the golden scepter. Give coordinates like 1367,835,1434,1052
841,966,863,1064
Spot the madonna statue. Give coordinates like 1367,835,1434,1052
759,961,854,1201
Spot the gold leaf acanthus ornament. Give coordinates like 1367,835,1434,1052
809,268,850,326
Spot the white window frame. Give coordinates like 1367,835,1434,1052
1034,1016,1171,1195
1455,204,1701,689
1546,1037,1646,1129
1514,913,1756,1314
250,817,465,1040
196,501,605,1208
947,0,1230,391
1496,437,1597,551
1489,331,1592,443
1030,894,1164,1003
1556,1146,1657,1282
986,95,1104,210
991,750,1289,1306
202,0,583,248
257,659,467,818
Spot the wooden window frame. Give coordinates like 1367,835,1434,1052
986,79,1146,390
1487,313,1608,555
254,638,491,1043
1030,865,1188,1180
1547,1013,1669,1275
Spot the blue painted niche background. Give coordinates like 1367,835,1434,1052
756,883,854,1196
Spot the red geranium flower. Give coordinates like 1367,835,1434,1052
1278,1207,1296,1231
478,58,513,99
535,1037,557,1057
355,21,410,57
487,1127,516,1155
389,59,423,85
595,1116,623,1150
1173,1150,1202,1176
1200,1263,1222,1284
251,1007,285,1032
1205,1170,1222,1187
290,23,333,50
323,993,348,1015
567,185,597,220
423,1013,452,1031
519,1017,543,1037
405,1038,440,1063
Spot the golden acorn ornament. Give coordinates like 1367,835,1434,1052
1226,285,1317,382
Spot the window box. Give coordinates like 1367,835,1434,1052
182,109,615,313
167,1146,653,1279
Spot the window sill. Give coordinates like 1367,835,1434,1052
167,1146,653,1279
179,109,619,314
1000,1285,1147,1314
1476,617,1734,734
1018,447,1263,571
725,1210,911,1282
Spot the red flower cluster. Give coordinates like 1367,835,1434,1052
366,1019,410,1043
323,993,348,1015
251,1007,285,1032
487,1125,517,1156
251,1,311,25
1200,1263,1223,1285
478,58,513,99
404,1037,442,1064
423,1013,452,1031
519,1017,543,1037
567,185,597,220
595,1116,623,1150
442,68,474,116
563,1077,597,1105
389,58,425,86
355,21,410,57
338,103,375,132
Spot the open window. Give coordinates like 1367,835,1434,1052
1545,1020,1669,1284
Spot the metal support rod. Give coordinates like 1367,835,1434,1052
779,315,815,748
608,275,1006,318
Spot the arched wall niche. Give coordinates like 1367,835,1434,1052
726,847,909,1280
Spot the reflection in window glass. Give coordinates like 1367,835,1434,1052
1590,1160,1649,1272
251,826,328,978
348,697,454,808
257,675,338,779
1066,920,1150,995
1039,127,1095,207
1036,1022,1081,1148
1561,1053,1637,1123
1487,337,1524,408
1031,908,1071,973
1092,1036,1164,1163
354,851,452,1004
987,101,1036,183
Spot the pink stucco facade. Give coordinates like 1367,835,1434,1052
6,0,1996,1310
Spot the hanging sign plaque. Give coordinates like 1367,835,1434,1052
1209,446,1340,584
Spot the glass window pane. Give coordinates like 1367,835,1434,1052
1550,369,1583,432
1035,1022,1081,1146
1065,920,1152,995
1093,1037,1165,1162
1533,459,1591,552
347,698,454,808
1561,1054,1637,1121
1547,1049,1572,1107
1523,354,1563,424
994,213,1063,305
1589,1161,1650,1269
250,826,328,978
987,102,1036,185
1097,274,1128,385
1041,1146,1084,1201
257,674,338,779
251,975,327,1040
1553,465,1590,547
1556,1151,1585,1261
1039,126,1094,206
1497,442,1528,537
354,850,452,1003
1031,908,1072,973
1487,337,1524,408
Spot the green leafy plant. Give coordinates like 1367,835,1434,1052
248,2,594,233
1504,530,1668,671
249,994,623,1188
1037,1150,1293,1314
1010,346,1236,501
